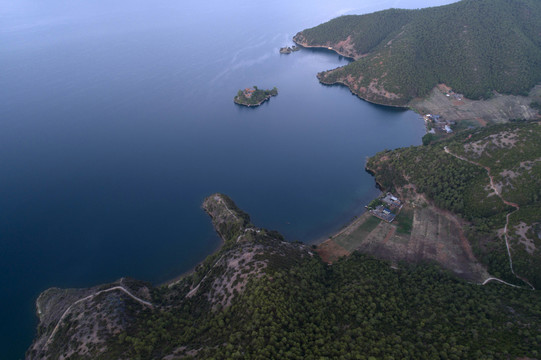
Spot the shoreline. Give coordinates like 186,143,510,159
161,236,225,287
317,75,412,110
234,95,273,107
294,36,412,109
292,38,357,61
165,164,385,289
161,200,228,287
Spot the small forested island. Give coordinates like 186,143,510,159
234,86,278,107
279,45,300,54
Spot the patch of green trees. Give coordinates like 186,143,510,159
111,254,541,359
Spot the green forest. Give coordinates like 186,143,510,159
109,253,541,359
296,0,541,105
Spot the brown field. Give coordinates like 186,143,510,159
410,84,541,124
315,239,349,264
322,205,489,282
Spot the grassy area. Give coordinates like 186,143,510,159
332,214,382,252
366,198,383,210
357,215,381,233
396,208,414,235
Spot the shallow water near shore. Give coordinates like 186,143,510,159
1,0,456,357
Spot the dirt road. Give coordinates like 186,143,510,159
444,147,535,289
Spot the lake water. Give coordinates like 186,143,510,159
1,0,456,358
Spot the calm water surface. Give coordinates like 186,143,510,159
1,0,456,357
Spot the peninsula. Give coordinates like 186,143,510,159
293,0,541,122
234,86,278,107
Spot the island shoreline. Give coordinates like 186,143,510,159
233,96,273,107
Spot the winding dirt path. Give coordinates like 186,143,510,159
481,277,521,287
45,282,153,347
443,147,535,290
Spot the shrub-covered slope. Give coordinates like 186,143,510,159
294,0,541,106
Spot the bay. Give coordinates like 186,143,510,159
0,0,456,358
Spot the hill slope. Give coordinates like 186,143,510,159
294,0,541,106
367,121,541,288
27,193,541,359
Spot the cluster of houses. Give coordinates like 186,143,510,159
424,113,454,134
369,193,403,223
243,88,255,99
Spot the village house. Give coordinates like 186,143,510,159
243,88,255,98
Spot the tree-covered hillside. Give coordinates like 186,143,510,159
124,254,541,359
367,121,541,288
295,0,541,106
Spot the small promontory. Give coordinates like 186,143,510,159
234,86,278,107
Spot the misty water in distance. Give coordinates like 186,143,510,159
1,0,456,357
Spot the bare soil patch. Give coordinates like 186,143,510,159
316,239,349,264
368,80,400,100
513,222,536,255
476,117,488,126
334,36,356,58
322,204,488,282
410,84,541,124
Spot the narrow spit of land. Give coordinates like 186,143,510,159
444,146,535,290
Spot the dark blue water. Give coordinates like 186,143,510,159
1,0,457,358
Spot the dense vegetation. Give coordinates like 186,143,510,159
112,253,541,359
367,122,541,288
296,0,541,105
234,86,278,106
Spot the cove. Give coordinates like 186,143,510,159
0,0,457,357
